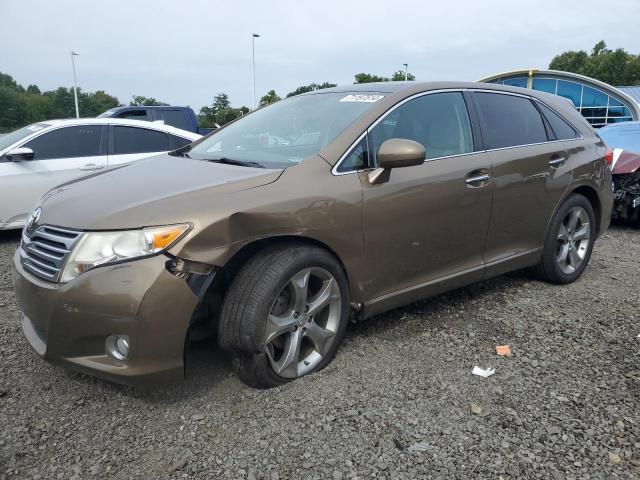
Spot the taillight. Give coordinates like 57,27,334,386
604,149,613,167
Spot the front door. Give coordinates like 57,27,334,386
0,125,106,226
359,91,493,305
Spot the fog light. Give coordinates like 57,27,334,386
105,335,130,361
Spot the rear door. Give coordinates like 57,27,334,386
0,124,106,225
472,91,574,267
107,125,172,166
359,91,493,303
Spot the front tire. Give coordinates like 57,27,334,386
536,193,596,284
218,243,350,388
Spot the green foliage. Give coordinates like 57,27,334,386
259,89,281,107
355,71,415,83
130,95,169,106
549,41,640,86
286,82,337,97
0,71,121,132
354,73,389,84
198,93,248,128
391,70,415,81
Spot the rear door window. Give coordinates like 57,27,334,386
473,93,548,149
535,102,579,140
23,125,105,160
160,110,188,130
368,92,473,165
112,126,170,154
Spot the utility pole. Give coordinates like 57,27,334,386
403,63,408,81
252,34,260,110
71,51,80,118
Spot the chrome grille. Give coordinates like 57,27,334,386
20,226,82,282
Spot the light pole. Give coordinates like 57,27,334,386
403,63,408,81
70,51,80,118
251,33,260,110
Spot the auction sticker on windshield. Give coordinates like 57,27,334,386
339,94,385,103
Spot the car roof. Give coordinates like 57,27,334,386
301,81,579,103
36,118,201,139
599,121,640,131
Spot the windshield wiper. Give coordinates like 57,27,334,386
204,157,265,168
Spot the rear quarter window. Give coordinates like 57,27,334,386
535,102,580,141
474,92,548,149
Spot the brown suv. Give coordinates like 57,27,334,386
13,82,612,388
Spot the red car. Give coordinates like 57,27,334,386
599,122,640,223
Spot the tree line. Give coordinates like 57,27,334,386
2,41,638,133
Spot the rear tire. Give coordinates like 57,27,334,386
218,243,350,389
536,193,596,284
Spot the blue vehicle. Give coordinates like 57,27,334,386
98,106,213,136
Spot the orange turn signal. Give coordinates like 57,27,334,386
151,227,186,250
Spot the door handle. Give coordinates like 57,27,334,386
548,155,566,168
79,163,105,171
465,173,491,186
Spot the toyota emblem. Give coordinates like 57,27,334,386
26,207,42,233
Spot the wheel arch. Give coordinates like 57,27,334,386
570,184,602,236
188,235,352,343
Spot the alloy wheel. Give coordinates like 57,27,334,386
556,206,591,275
264,267,342,379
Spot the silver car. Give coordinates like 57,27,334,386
0,118,201,230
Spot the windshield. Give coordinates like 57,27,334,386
599,125,640,154
0,123,50,152
187,92,385,168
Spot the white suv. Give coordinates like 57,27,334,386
0,118,201,230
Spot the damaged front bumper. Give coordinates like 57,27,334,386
13,250,206,388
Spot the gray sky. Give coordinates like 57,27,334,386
2,0,639,111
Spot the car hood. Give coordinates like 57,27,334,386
612,148,640,174
36,153,283,230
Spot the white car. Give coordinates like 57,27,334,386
0,118,201,230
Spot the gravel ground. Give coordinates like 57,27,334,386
1,226,639,480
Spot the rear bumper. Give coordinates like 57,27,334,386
13,250,200,388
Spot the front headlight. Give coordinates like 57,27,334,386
59,224,191,283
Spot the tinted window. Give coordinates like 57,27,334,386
337,136,368,173
169,134,192,150
161,110,188,130
24,125,104,160
369,92,473,164
536,102,578,140
0,123,50,153
474,93,548,149
115,109,148,121
113,127,170,154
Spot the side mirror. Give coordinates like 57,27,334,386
5,147,34,161
368,138,425,184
